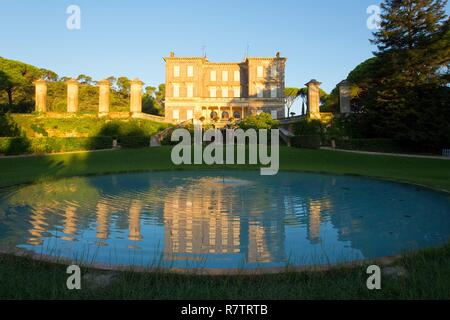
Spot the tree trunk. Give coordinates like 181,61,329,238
7,88,13,106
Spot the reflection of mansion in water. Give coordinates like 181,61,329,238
162,178,286,263
12,175,338,265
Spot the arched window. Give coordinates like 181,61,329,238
222,111,229,119
233,111,241,119
210,111,218,119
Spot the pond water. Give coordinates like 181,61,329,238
0,171,449,270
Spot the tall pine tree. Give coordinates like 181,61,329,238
361,0,450,150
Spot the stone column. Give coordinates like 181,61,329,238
338,80,351,114
305,79,322,120
130,78,143,115
66,79,79,113
98,79,110,116
34,79,47,113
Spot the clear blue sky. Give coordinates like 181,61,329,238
1,0,446,113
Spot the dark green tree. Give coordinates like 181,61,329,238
354,0,450,149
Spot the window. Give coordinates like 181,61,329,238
270,86,278,98
256,85,264,98
173,109,179,120
257,66,264,78
271,110,278,119
233,87,240,98
187,83,194,98
210,70,216,81
221,87,228,98
173,84,180,97
187,65,193,77
271,64,278,77
210,86,217,98
187,110,193,119
174,65,180,77
234,70,240,81
222,70,228,81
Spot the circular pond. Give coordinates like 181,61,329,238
0,171,449,270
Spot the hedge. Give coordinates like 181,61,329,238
0,136,113,155
291,135,322,149
334,138,399,153
117,136,150,148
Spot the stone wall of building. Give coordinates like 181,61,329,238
164,52,287,124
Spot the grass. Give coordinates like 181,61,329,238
0,146,449,299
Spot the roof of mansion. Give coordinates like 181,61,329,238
163,53,287,63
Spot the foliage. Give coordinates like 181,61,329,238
118,136,150,148
0,136,113,155
237,113,279,130
336,0,450,150
7,114,169,139
293,118,323,136
291,135,322,149
0,56,165,115
0,113,22,137
0,57,43,112
284,87,300,117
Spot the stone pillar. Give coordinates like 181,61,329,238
241,106,245,119
305,79,322,120
98,79,110,116
338,80,351,114
66,79,79,113
34,79,47,113
130,78,143,115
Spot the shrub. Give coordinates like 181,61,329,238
118,136,150,148
0,113,22,137
0,136,113,155
291,135,322,149
334,138,398,153
237,113,279,130
293,118,323,136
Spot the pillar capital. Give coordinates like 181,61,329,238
66,78,79,85
97,79,110,86
34,78,47,85
305,79,322,87
130,78,144,86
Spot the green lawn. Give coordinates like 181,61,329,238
0,146,449,299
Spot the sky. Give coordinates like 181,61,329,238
0,0,446,114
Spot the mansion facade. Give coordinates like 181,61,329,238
164,52,287,123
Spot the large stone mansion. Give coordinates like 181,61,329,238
164,52,287,123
